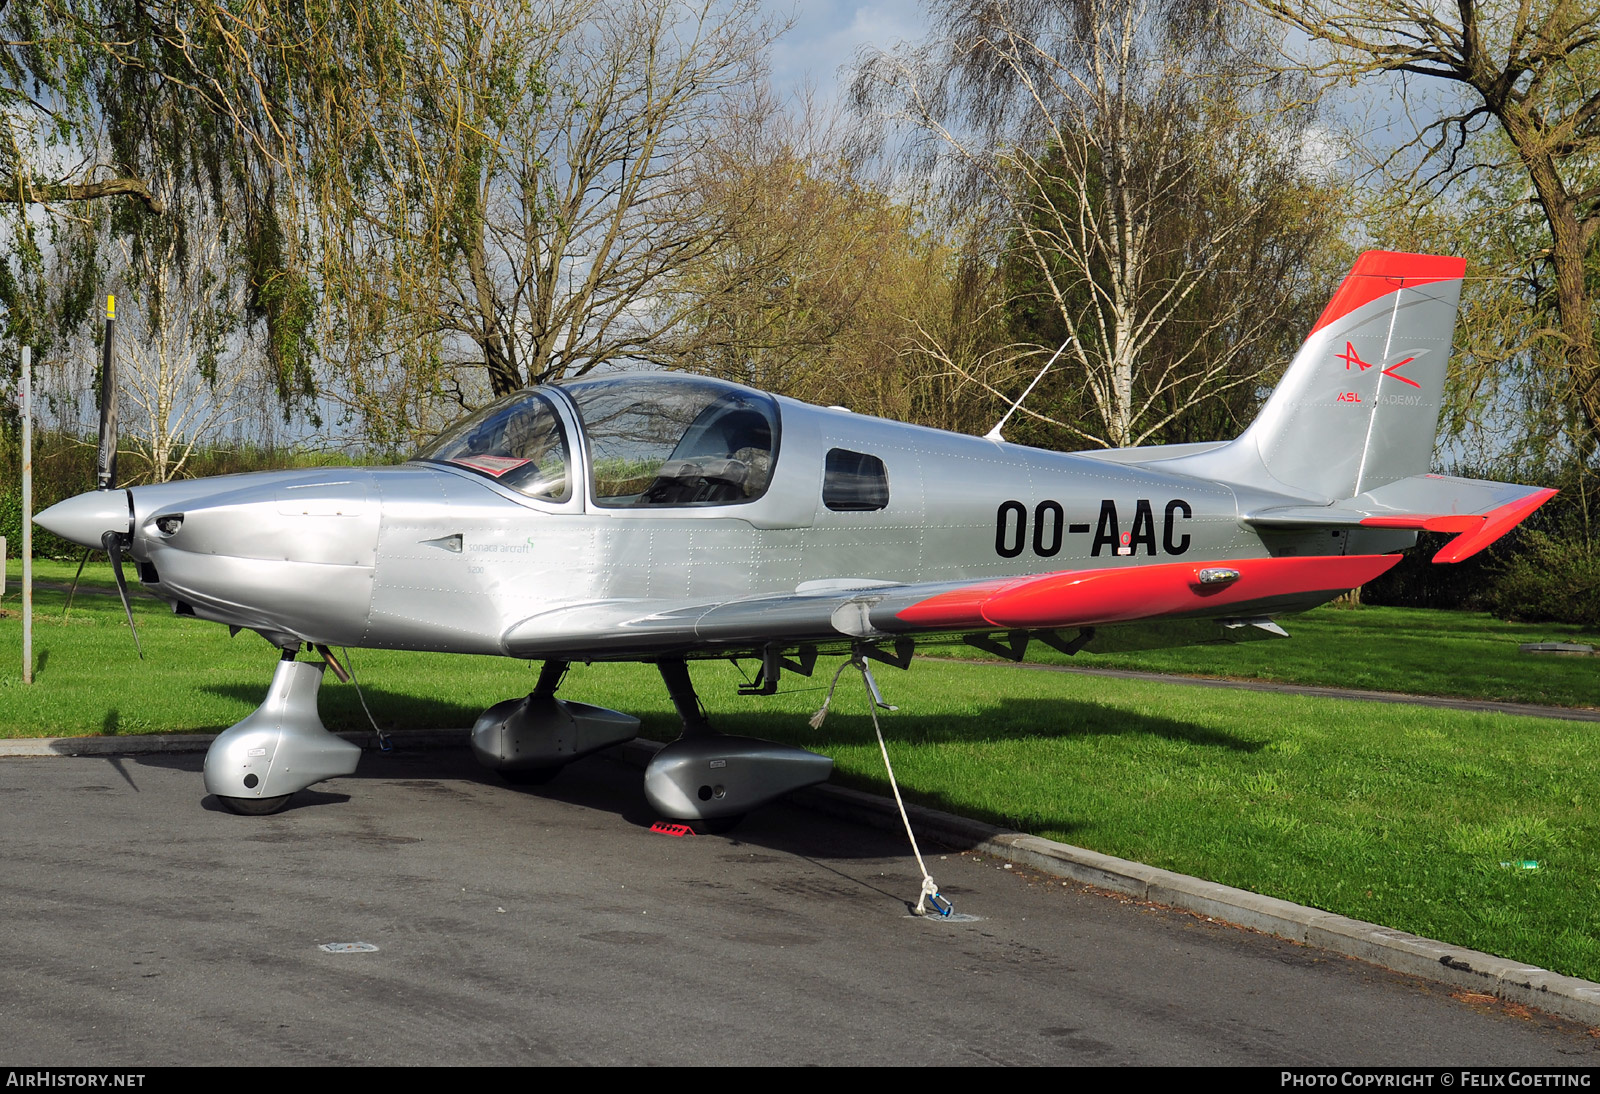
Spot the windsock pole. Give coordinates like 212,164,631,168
22,344,32,684
97,294,116,490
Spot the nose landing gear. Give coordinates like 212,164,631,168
205,649,361,815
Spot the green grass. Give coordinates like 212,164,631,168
920,603,1600,710
731,667,1600,983
5,558,1600,982
1,560,537,736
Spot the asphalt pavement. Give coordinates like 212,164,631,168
2,742,1598,1066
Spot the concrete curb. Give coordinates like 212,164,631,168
9,727,1600,1028
791,777,1600,1029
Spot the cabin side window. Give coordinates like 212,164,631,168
823,449,889,511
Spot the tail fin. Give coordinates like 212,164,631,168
1240,251,1466,501
1162,251,1465,502
1158,251,1556,563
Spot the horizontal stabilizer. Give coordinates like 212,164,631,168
1243,475,1557,563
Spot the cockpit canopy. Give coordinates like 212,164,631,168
414,374,781,508
562,375,779,507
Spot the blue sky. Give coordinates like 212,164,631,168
762,1,927,103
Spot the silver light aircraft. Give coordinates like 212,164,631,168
37,251,1555,819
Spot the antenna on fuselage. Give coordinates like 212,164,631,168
984,339,1069,443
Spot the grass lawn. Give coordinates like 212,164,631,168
920,604,1600,710
4,557,1600,982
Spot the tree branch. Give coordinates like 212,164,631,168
0,175,165,213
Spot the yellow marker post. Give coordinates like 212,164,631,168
21,344,32,683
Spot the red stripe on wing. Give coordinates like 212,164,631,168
887,576,1030,628
896,555,1401,631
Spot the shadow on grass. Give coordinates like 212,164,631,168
716,696,1259,841
200,682,488,734
718,696,1262,753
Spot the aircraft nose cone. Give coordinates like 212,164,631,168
34,490,131,548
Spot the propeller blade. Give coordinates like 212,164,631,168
96,295,117,490
100,529,144,660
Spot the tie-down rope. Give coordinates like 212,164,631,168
812,656,952,917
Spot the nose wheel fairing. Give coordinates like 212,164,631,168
203,656,361,810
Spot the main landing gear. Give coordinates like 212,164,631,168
470,658,832,825
208,653,831,825
640,659,832,825
470,660,642,780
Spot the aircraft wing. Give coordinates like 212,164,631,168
501,553,1401,661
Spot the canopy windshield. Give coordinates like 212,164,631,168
413,389,571,502
560,375,779,508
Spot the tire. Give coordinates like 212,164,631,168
695,814,744,835
217,794,293,816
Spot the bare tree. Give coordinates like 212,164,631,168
307,0,781,448
853,0,1343,449
35,175,269,484
7,0,789,449
653,93,974,426
113,202,265,482
1261,0,1600,449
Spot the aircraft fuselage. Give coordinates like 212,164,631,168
118,387,1291,658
